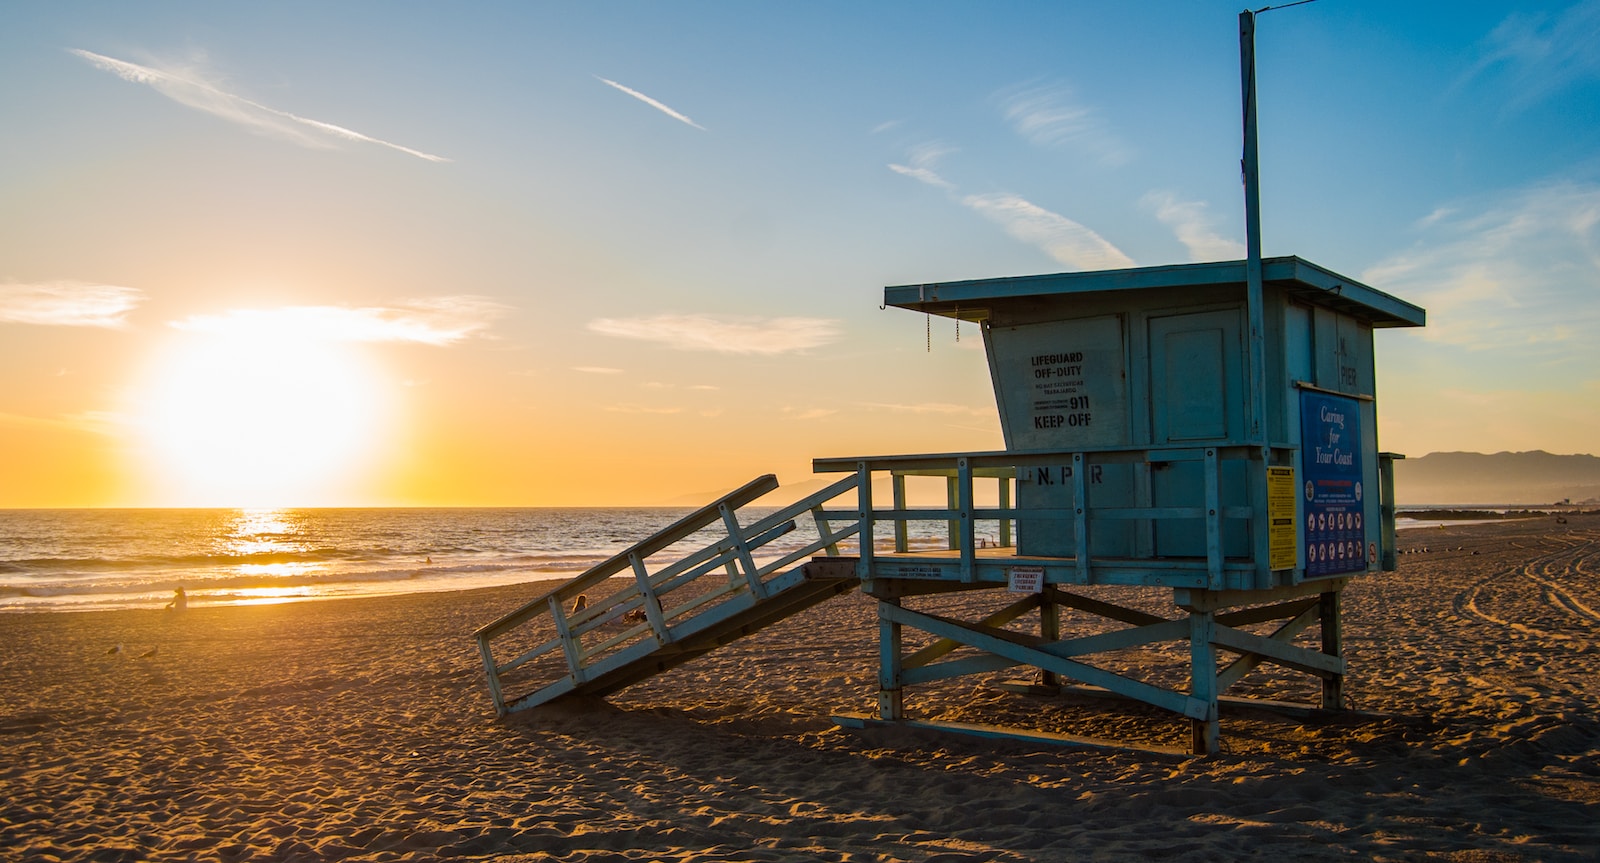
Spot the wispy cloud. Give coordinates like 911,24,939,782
783,406,838,421
860,401,991,417
0,281,143,327
888,163,955,190
996,80,1130,167
962,193,1134,270
1362,181,1600,354
604,404,684,415
595,76,705,130
1143,192,1246,262
0,409,126,443
171,296,506,346
887,141,1133,270
573,366,625,375
70,49,450,162
887,141,958,190
588,313,841,355
641,381,719,391
1457,0,1600,110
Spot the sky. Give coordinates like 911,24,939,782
1,1,1597,508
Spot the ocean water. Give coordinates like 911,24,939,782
0,507,895,614
12,505,1479,613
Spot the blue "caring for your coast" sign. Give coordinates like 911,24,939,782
1301,390,1366,577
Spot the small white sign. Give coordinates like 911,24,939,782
1008,565,1044,593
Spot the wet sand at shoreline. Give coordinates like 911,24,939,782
2,516,1597,861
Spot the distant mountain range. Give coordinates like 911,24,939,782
1393,450,1600,506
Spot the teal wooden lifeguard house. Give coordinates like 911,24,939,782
475,255,1425,755
475,11,1426,753
818,255,1426,753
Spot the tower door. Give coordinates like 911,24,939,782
1149,309,1244,444
1148,309,1248,558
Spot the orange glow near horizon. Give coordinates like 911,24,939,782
131,324,394,508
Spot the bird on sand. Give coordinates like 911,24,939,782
105,643,123,656
139,646,159,659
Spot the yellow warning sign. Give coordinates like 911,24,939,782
1267,466,1297,570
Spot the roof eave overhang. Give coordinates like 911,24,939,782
884,256,1426,329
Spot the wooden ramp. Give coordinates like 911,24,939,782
474,474,861,716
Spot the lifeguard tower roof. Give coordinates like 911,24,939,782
884,255,1425,330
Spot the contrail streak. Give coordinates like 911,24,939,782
71,49,450,162
595,76,705,130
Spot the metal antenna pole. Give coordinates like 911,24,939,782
1240,8,1267,445
1240,0,1318,444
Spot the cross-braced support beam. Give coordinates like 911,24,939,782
852,578,1349,755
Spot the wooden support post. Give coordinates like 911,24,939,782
879,598,904,720
1072,452,1090,583
1189,606,1221,755
719,502,768,601
476,635,506,715
1319,587,1345,710
551,593,588,682
1039,591,1061,689
1379,453,1401,571
629,552,669,644
957,457,976,582
998,472,1013,548
858,462,876,577
1204,448,1223,591
893,473,909,553
1250,450,1272,590
946,475,960,551
810,504,845,557
1134,460,1154,558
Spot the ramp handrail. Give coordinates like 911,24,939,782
475,473,861,714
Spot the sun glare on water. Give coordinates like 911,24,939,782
135,319,392,507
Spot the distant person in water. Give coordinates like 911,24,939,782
165,586,187,612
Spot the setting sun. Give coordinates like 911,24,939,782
134,318,392,507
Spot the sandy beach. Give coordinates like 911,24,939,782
2,515,1597,862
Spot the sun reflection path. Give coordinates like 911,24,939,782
184,509,329,605
227,587,317,606
224,508,305,553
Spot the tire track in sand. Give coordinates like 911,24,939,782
1453,530,1600,638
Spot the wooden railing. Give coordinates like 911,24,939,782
884,465,1015,553
814,444,1300,590
474,473,860,715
